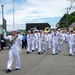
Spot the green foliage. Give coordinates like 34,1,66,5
23,30,28,34
20,30,28,34
68,16,75,25
58,11,75,28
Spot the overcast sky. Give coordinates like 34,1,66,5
0,0,74,31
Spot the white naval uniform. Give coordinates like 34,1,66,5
38,33,43,53
27,34,32,53
18,34,23,52
4,32,22,70
35,33,39,49
65,33,69,44
45,34,49,50
69,34,74,55
58,32,63,52
42,34,47,51
52,31,59,54
48,33,52,49
61,33,65,50
73,34,75,53
32,34,36,51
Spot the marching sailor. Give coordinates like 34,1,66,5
45,32,49,50
73,31,75,53
52,27,59,55
69,30,74,56
65,32,69,44
31,30,36,51
61,31,65,50
48,31,52,49
27,30,32,53
35,30,39,50
38,30,43,54
42,31,47,51
57,29,63,52
3,29,22,73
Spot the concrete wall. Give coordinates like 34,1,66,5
69,27,73,31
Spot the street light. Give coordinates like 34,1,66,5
66,7,69,31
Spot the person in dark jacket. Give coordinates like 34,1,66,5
0,34,5,50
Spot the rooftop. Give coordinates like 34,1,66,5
70,22,75,27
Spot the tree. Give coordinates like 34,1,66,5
58,11,75,28
68,16,75,25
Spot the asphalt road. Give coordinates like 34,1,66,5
0,43,75,75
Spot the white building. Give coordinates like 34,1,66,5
69,22,75,31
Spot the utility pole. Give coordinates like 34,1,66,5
66,0,74,31
1,5,4,29
66,7,69,31
13,0,15,29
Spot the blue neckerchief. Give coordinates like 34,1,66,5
54,32,56,36
9,35,18,49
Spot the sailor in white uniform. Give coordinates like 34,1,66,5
27,30,32,53
3,29,22,73
38,30,43,54
60,31,65,50
65,32,69,44
69,30,74,56
48,32,52,49
45,32,49,50
42,31,47,51
31,30,36,51
57,29,63,52
35,30,39,50
73,31,75,53
52,28,59,55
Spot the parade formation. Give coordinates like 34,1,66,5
26,28,75,56
0,0,75,75
2,28,75,73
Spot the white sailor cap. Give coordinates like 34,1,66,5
33,30,35,32
34,30,37,32
53,27,57,29
28,30,31,32
67,32,69,33
58,29,61,31
37,30,39,32
40,30,43,32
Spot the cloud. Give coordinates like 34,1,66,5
0,0,72,30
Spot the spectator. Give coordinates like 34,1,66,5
24,33,27,48
0,34,5,50
22,33,25,48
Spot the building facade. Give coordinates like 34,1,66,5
69,22,75,31
26,23,51,31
